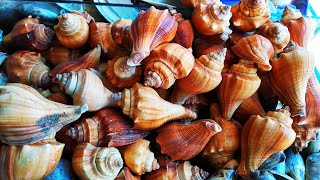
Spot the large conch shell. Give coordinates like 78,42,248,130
156,120,222,161
106,56,143,90
270,42,315,117
144,156,209,180
0,83,88,145
54,11,93,49
126,6,178,66
56,69,116,112
192,0,232,36
170,48,226,105
143,43,195,89
119,139,160,175
67,108,149,147
216,60,261,120
2,16,54,51
72,143,123,180
112,83,197,130
238,109,296,179
202,104,241,168
231,0,270,32
4,51,51,88
0,139,64,180
231,34,275,71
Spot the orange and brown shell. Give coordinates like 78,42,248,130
156,120,222,161
126,6,178,66
269,42,315,117
106,56,143,90
54,11,93,49
170,48,226,105
170,10,194,49
192,0,232,35
231,34,275,71
4,51,52,88
111,19,132,49
238,109,296,179
143,43,195,89
231,0,270,32
112,83,197,130
67,108,149,147
2,16,54,51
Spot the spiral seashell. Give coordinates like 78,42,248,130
119,139,159,175
238,109,296,179
143,43,195,89
231,34,275,71
4,51,52,88
49,45,101,81
67,108,149,147
72,143,123,180
216,60,261,120
56,69,116,112
126,6,178,66
0,83,88,145
170,48,226,105
231,0,270,32
202,104,241,168
284,148,305,180
111,19,132,49
192,0,232,36
0,139,64,180
112,83,197,130
156,120,222,161
270,42,315,117
54,11,92,49
115,167,140,180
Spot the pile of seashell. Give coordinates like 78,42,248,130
0,0,318,179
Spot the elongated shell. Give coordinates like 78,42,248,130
106,56,142,90
56,69,116,112
4,51,51,88
231,0,270,32
54,11,91,49
112,83,197,130
119,139,159,175
156,120,221,161
170,48,226,105
284,148,305,180
72,143,123,180
111,19,132,49
0,83,88,145
192,0,232,35
126,6,178,66
238,109,296,179
67,108,149,147
270,43,315,117
0,139,64,180
49,45,101,80
143,43,195,89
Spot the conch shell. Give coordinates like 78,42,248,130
2,16,54,51
0,139,64,180
56,69,116,112
156,120,222,161
4,51,52,88
106,56,143,90
231,0,270,32
0,83,88,145
119,139,160,175
111,19,132,49
192,0,232,36
112,83,197,130
126,6,178,66
270,42,315,117
238,109,296,179
54,11,93,49
67,108,149,147
170,48,226,105
72,143,123,180
143,43,195,89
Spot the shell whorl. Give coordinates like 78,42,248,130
281,6,302,23
56,71,78,96
144,71,162,88
209,48,227,62
57,13,81,34
33,24,54,45
96,147,124,175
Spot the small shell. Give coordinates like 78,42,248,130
111,19,132,49
156,120,222,161
72,143,123,180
